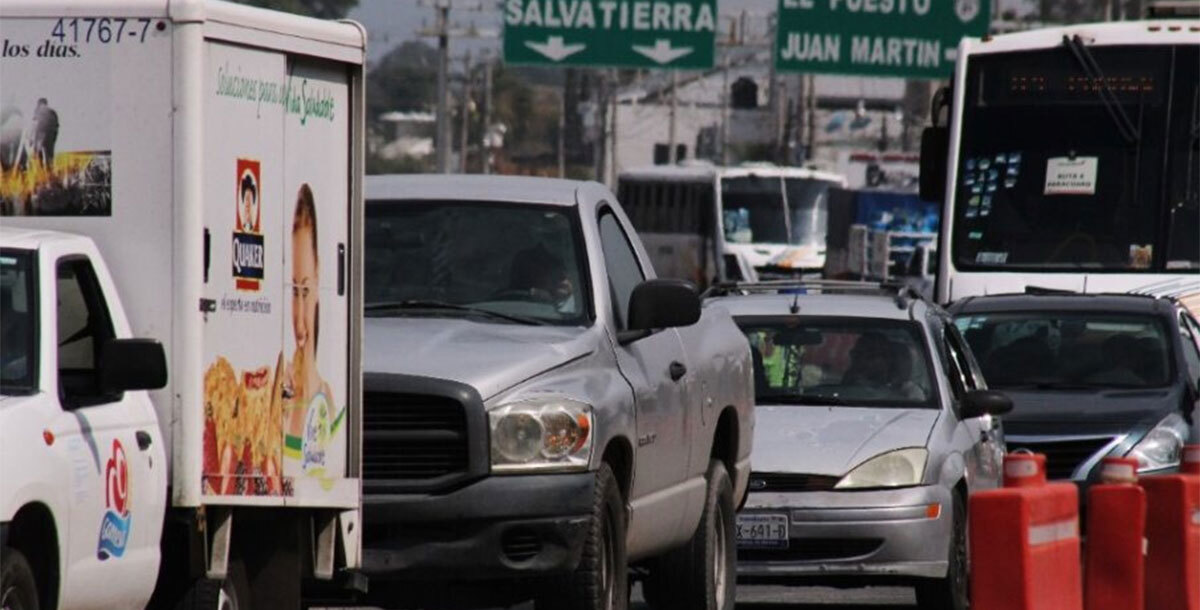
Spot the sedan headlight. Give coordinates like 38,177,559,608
1128,413,1189,472
835,447,929,489
490,398,593,473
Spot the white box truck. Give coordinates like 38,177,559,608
0,2,365,608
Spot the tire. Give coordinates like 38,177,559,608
537,463,628,610
173,559,250,610
915,492,969,610
1,547,39,610
641,460,736,610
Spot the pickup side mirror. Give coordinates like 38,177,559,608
919,126,949,203
100,338,168,393
627,279,701,332
960,389,1013,419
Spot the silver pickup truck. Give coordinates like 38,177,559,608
358,175,754,610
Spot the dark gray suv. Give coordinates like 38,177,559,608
949,291,1200,484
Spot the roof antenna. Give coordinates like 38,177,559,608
790,293,800,314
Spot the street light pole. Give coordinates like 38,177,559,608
668,70,678,164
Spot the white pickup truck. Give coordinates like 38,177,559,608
0,2,365,609
358,175,755,610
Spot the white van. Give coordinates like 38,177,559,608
0,2,365,608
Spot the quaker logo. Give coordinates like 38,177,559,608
97,439,132,560
233,159,265,291
956,0,981,23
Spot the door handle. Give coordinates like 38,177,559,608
136,430,153,451
669,361,687,382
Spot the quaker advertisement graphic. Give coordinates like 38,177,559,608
201,42,349,500
0,19,131,215
97,439,132,560
233,159,265,291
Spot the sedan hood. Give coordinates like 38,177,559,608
751,406,940,477
364,317,596,401
999,387,1181,436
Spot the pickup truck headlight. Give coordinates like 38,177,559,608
1129,413,1188,472
490,398,593,473
835,448,928,489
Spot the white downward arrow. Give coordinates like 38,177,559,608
632,39,694,65
525,36,586,62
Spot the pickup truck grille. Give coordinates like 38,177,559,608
363,392,469,482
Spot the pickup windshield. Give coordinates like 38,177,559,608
954,311,1173,390
365,201,591,325
737,317,937,408
1,249,36,395
952,44,1199,272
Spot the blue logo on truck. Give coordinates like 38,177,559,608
97,439,132,560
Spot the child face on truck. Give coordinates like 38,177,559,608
291,184,319,388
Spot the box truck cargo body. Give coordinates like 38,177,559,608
0,1,365,608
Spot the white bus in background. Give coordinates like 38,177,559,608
617,163,847,287
921,19,1200,310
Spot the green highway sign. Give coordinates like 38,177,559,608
503,0,716,69
775,0,991,78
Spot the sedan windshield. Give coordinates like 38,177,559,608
954,312,1173,390
1,249,36,395
365,201,591,325
738,317,937,408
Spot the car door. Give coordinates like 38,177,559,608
52,255,165,609
597,208,694,522
942,320,1004,490
1176,310,1200,438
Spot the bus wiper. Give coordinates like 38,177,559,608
1063,34,1140,145
365,300,546,325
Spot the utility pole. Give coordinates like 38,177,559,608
434,0,450,173
459,51,472,173
668,71,678,164
805,74,815,161
610,70,619,187
720,54,730,166
416,0,493,174
482,55,493,174
558,87,566,178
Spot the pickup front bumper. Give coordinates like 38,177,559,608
363,471,595,581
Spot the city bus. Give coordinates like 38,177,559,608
921,19,1200,309
617,163,847,287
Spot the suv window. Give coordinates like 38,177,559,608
1179,312,1200,383
598,210,645,329
942,322,979,400
57,257,117,408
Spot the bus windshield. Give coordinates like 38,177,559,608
721,175,834,247
951,44,1199,273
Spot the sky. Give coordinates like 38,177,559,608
349,0,1039,64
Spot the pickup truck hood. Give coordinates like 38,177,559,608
750,405,939,477
363,317,596,401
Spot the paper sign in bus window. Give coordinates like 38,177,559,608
1044,156,1098,195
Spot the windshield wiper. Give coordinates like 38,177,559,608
364,300,546,326
1063,34,1140,145
757,394,846,406
1001,381,1107,391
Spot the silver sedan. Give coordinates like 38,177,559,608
705,282,1011,610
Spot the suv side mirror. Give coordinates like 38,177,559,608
100,338,168,393
919,126,949,203
960,389,1013,419
627,279,701,332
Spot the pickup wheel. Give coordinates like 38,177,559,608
1,547,39,610
537,463,628,610
641,459,735,610
174,559,250,610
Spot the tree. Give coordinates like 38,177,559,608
366,40,440,120
231,0,358,19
